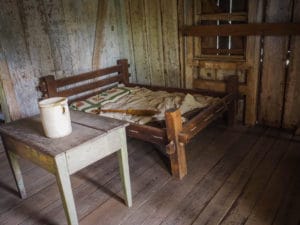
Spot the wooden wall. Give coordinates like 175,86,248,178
259,0,300,129
123,0,181,87
182,0,300,129
182,0,263,124
0,0,129,121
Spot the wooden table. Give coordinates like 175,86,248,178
0,110,132,225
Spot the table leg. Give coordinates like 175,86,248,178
117,129,132,207
55,154,79,225
6,151,27,199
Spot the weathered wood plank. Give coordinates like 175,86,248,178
128,0,151,85
191,128,279,225
42,0,74,77
161,0,181,87
92,0,107,69
243,133,296,225
259,0,293,127
182,23,300,36
62,0,98,73
283,0,300,129
220,131,292,225
0,0,38,117
244,0,264,125
271,140,300,225
158,127,265,225
0,42,22,121
120,126,246,225
17,0,55,78
144,0,165,86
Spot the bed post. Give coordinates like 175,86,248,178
165,109,187,179
39,75,58,98
226,75,239,126
117,59,130,85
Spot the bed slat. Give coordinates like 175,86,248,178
126,124,168,146
56,65,123,87
58,75,123,97
179,94,234,144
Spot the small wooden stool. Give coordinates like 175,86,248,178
0,110,132,225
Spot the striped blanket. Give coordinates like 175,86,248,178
70,86,219,124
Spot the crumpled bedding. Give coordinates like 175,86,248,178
70,86,220,124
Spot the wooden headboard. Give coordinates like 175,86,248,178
39,59,130,103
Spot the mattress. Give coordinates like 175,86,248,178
70,86,219,125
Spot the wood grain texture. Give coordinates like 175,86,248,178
128,0,151,85
161,0,181,87
126,0,181,87
1,125,300,225
144,0,165,86
283,0,300,129
62,0,98,73
259,0,293,127
244,0,264,125
0,0,38,117
182,23,300,36
0,0,125,119
0,117,104,157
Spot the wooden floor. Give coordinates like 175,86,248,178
1,122,300,225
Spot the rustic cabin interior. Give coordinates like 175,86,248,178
0,0,300,225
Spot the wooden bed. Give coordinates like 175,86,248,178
39,59,238,179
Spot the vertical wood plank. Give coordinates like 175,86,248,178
144,0,165,86
161,0,180,87
259,0,293,127
0,42,22,121
0,0,38,117
42,0,74,78
184,0,195,88
17,0,55,78
62,0,98,73
244,0,264,125
115,0,136,82
129,0,151,85
283,0,300,129
92,0,108,69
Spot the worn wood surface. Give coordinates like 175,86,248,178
244,0,264,125
1,123,299,225
165,109,187,179
125,0,181,87
182,23,300,36
0,0,126,119
259,0,293,127
283,0,300,129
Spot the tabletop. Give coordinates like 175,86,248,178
0,110,128,157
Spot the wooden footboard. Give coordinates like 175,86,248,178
38,59,238,179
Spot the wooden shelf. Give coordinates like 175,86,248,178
182,23,300,36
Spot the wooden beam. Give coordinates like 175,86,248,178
191,60,251,70
165,109,187,179
193,79,247,95
199,12,247,21
201,48,244,55
182,23,300,36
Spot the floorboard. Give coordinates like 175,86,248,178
0,123,299,225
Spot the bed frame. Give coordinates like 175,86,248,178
39,59,238,179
